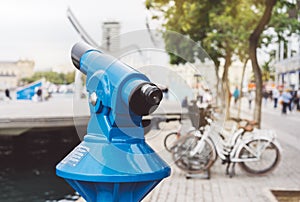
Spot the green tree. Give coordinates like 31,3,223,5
261,60,275,81
146,0,258,118
249,0,276,127
21,71,75,85
249,0,299,126
65,71,76,84
268,0,300,57
147,0,299,126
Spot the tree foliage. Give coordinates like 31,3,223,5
146,0,260,65
261,60,276,81
21,71,75,85
146,0,214,64
146,0,260,118
146,0,299,123
262,0,300,58
248,0,299,126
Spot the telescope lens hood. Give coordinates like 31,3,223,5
71,42,94,70
129,83,163,116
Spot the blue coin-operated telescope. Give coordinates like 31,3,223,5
56,42,170,202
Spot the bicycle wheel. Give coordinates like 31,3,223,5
164,129,198,152
172,132,216,174
238,138,280,175
164,132,180,152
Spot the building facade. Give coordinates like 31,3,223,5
274,55,300,90
102,21,121,52
273,36,300,90
0,60,34,90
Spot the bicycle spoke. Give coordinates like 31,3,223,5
172,133,216,173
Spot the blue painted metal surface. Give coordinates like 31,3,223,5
56,43,170,202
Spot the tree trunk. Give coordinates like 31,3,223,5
222,52,232,120
237,58,249,119
249,0,277,128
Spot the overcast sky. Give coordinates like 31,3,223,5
0,0,154,70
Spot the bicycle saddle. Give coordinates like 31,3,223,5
239,124,254,132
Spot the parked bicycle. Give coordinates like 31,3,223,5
164,104,213,152
171,116,282,178
163,121,196,152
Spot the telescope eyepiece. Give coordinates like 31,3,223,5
141,84,162,105
129,83,163,116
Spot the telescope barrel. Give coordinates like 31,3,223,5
70,42,163,116
71,42,97,74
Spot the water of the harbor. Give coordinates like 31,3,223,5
0,127,80,202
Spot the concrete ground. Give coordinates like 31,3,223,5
143,98,300,202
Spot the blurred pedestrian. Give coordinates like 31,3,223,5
272,87,280,108
5,88,12,100
290,90,298,111
247,90,255,109
203,89,212,104
181,96,188,108
36,88,43,102
232,86,240,105
32,88,43,102
262,89,269,106
280,89,292,114
296,88,300,111
198,87,204,103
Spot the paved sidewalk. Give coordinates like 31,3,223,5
143,100,300,202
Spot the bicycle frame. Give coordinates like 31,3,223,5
190,121,282,164
190,121,242,160
230,129,282,163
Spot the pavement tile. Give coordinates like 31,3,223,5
144,99,300,202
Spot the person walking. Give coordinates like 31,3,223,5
289,89,295,112
272,87,280,108
232,86,240,105
203,89,212,104
280,89,292,114
296,88,300,111
4,88,12,100
291,89,299,111
181,96,188,108
262,89,269,106
32,88,43,102
247,90,255,109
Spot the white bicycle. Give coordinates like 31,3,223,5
172,117,282,178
